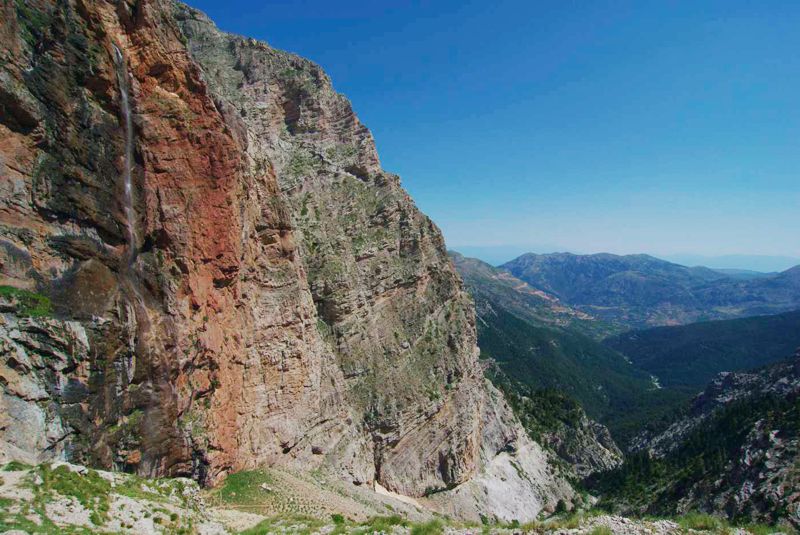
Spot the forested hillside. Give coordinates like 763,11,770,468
607,309,800,388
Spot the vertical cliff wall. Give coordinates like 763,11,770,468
0,0,571,520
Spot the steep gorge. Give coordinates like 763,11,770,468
0,0,571,521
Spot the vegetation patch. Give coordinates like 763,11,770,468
287,149,320,179
212,470,276,506
410,518,444,535
38,464,111,524
3,460,33,471
592,391,800,523
241,515,325,535
677,512,727,531
0,285,52,317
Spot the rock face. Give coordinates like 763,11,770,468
0,0,571,519
488,369,623,481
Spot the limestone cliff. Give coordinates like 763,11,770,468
0,0,571,520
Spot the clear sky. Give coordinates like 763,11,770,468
185,0,800,269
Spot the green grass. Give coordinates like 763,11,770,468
212,470,275,505
39,464,111,522
410,519,444,535
240,515,325,535
349,515,409,534
589,527,613,535
3,461,32,471
672,512,789,534
740,524,790,535
677,512,727,531
0,463,195,533
0,285,52,317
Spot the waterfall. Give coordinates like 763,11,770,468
112,44,149,377
112,44,138,264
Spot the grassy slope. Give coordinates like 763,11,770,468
605,310,800,388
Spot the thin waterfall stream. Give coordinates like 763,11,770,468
112,44,151,382
113,44,138,265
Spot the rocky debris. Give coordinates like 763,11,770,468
0,460,785,534
424,381,573,523
0,462,227,533
549,515,681,534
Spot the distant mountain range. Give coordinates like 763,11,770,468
502,252,800,330
663,253,800,273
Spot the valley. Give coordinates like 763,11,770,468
452,250,800,529
606,310,800,389
0,0,798,533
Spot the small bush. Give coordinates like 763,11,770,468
359,515,407,532
555,498,568,514
3,461,32,472
410,519,444,535
677,512,727,531
0,286,52,317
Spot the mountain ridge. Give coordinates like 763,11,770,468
502,252,800,330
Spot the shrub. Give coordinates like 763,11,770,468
0,286,52,317
410,519,444,535
677,512,727,531
555,499,568,514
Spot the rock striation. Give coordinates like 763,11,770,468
0,0,571,521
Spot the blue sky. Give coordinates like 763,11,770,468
186,0,800,270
